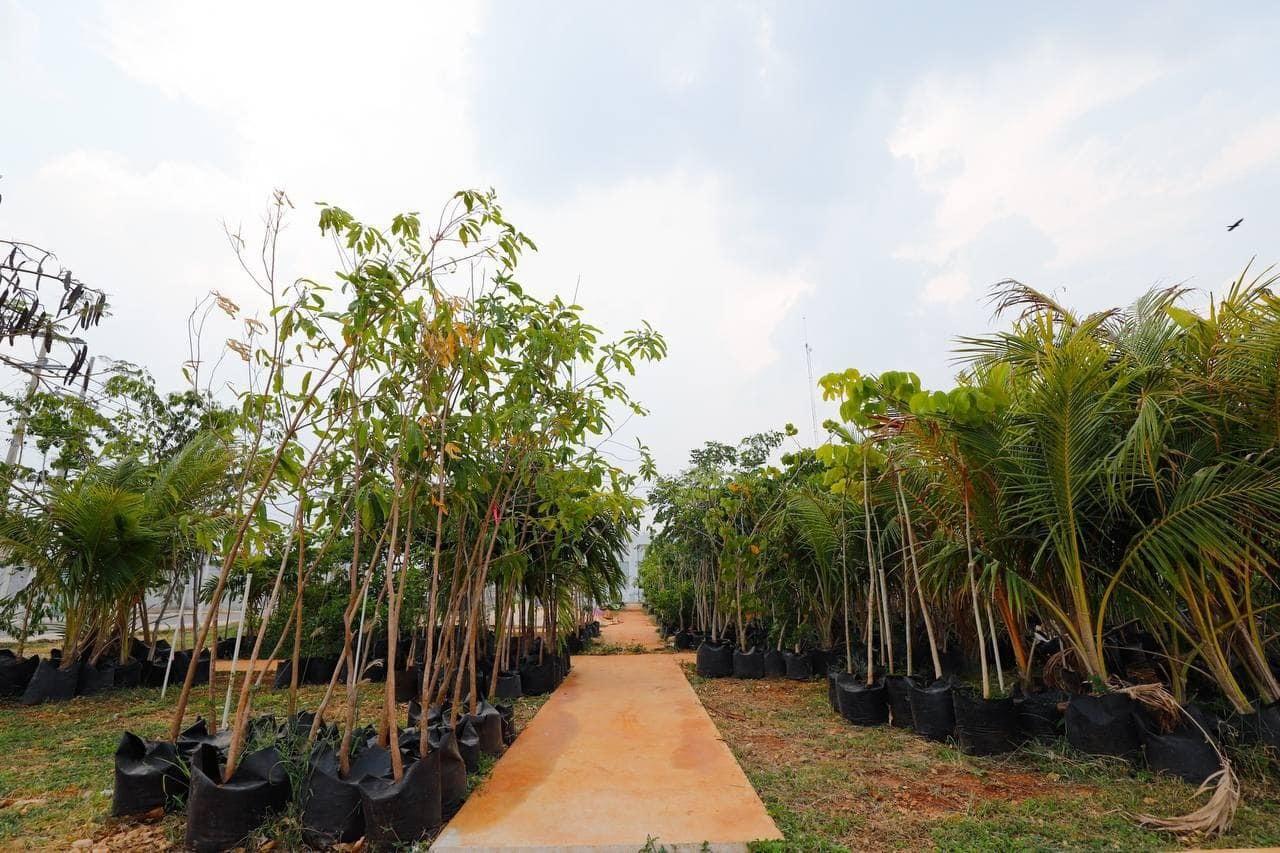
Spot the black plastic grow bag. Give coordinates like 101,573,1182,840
111,732,188,816
176,717,232,762
466,701,504,755
142,655,176,688
20,658,80,705
114,658,142,689
909,679,956,741
393,669,419,703
519,657,557,695
695,640,733,678
407,700,435,730
359,750,442,851
836,676,890,726
1236,699,1280,750
763,650,787,678
495,671,522,700
299,753,360,845
428,724,468,808
184,744,291,853
952,690,1018,755
275,656,336,689
673,630,697,651
885,675,916,728
732,646,765,679
273,657,302,689
78,661,116,696
1065,693,1140,759
301,742,389,848
163,651,211,687
0,653,38,697
497,702,516,745
284,710,327,742
350,744,394,780
194,652,211,685
783,650,813,681
1137,705,1221,785
1014,690,1066,742
306,656,340,685
456,716,481,772
809,648,834,675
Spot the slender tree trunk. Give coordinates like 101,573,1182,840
898,476,942,679
963,488,990,698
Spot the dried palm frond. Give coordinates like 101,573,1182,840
1113,680,1241,838
1112,680,1181,734
1042,647,1080,693
1135,766,1239,839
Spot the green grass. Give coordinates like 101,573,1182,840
683,666,1280,852
581,640,667,656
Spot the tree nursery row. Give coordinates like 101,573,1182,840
641,274,1280,839
0,191,660,849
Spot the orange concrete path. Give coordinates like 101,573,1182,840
597,606,667,650
431,608,781,852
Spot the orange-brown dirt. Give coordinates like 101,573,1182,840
688,668,1099,850
596,605,667,650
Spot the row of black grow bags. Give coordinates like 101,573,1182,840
695,642,819,681
1065,693,1234,785
112,701,524,853
829,674,1236,785
5,647,213,705
832,674,1062,757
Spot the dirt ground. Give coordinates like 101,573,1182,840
685,668,1280,852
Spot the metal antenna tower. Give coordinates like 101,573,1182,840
803,315,818,445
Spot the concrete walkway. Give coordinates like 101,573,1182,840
432,607,781,852
597,605,667,651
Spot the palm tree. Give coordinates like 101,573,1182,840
0,430,233,667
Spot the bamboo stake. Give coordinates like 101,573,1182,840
220,572,253,729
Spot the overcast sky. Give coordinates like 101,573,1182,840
3,1,1278,474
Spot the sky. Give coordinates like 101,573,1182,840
2,1,1278,475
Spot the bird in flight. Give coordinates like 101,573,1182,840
1227,218,1244,231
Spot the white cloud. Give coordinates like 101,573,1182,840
511,173,813,466
4,151,257,383
1196,114,1280,189
516,173,811,373
1,0,39,80
98,0,487,213
890,46,1166,269
3,3,813,471
0,2,495,391
920,269,971,305
889,43,1280,308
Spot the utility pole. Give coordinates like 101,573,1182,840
802,316,819,446
1,353,47,615
4,353,49,471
